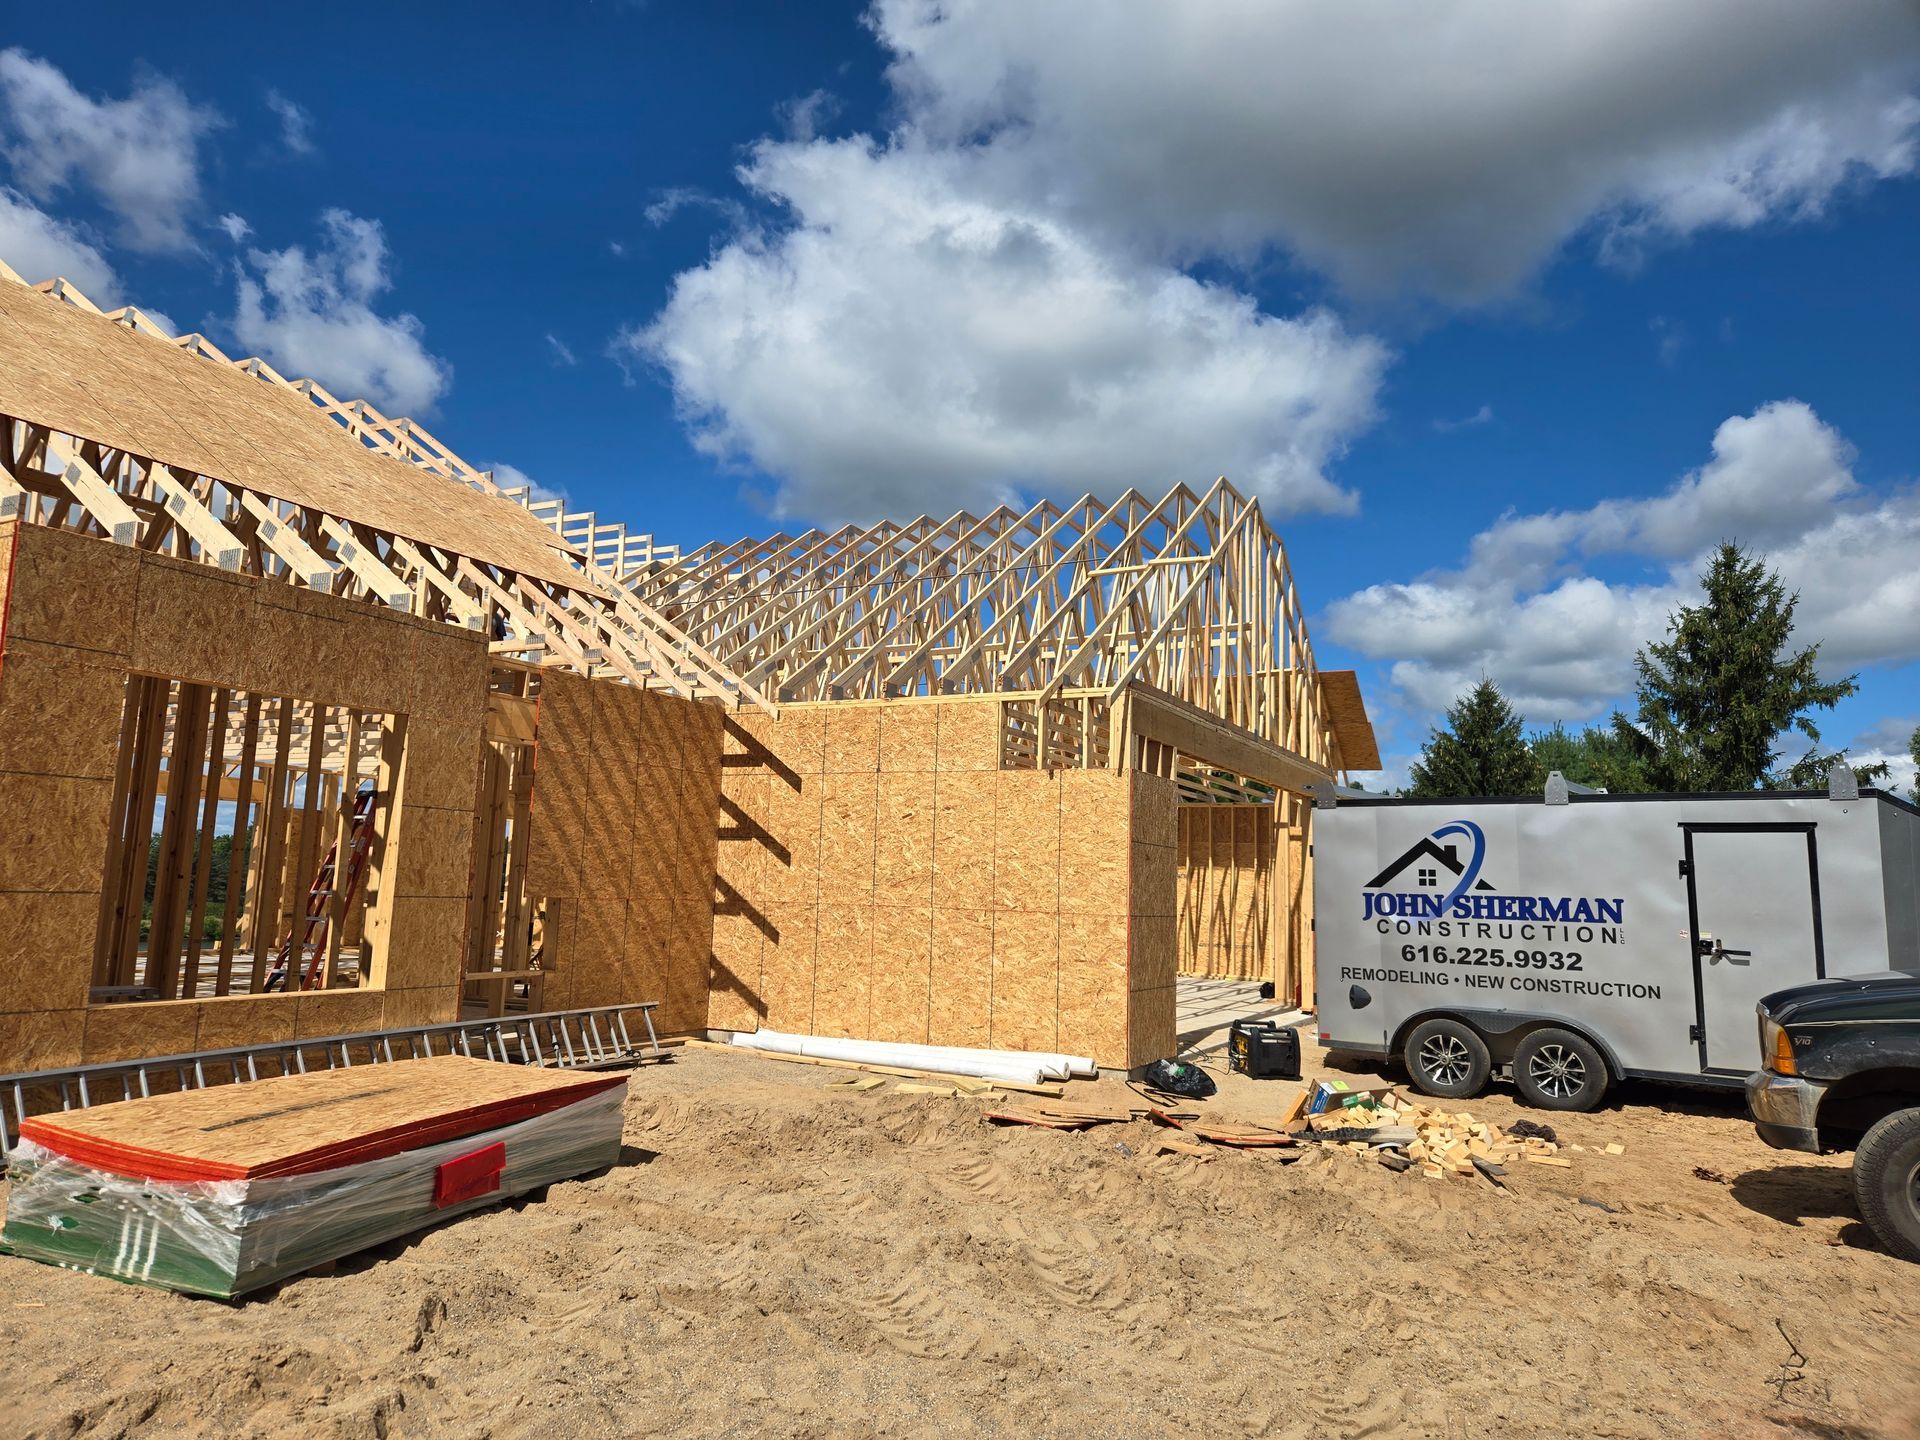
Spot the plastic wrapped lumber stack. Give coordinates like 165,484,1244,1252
1,1055,627,1298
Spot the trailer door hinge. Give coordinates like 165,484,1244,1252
1688,1023,1703,1042
1677,859,1690,878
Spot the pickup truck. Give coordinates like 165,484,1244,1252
1747,972,1920,1262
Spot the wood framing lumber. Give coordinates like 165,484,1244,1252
1124,682,1331,794
41,433,138,545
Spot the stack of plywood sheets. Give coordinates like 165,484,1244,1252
1,1056,625,1297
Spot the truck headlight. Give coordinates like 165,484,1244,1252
1759,1016,1797,1075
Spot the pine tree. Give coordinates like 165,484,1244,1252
1617,543,1856,791
1407,679,1540,797
1528,722,1650,793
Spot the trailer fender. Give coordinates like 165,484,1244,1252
1389,1008,1625,1080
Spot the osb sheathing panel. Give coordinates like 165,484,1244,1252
392,806,477,900
1177,805,1276,982
401,719,483,813
1059,912,1129,1064
812,903,873,1039
0,891,96,1013
292,989,386,1039
0,280,584,587
1126,987,1177,1069
1130,841,1178,919
0,773,112,892
1130,914,1178,993
992,771,1060,911
822,707,881,773
377,897,469,991
928,908,992,1049
0,639,124,780
1059,771,1130,917
874,774,934,908
408,626,492,725
878,702,939,773
819,773,878,896
931,772,996,910
196,995,298,1052
2,524,136,661
130,553,254,689
83,1000,200,1063
665,903,714,1034
758,900,818,1034
0,1009,86,1071
869,905,932,1045
1131,773,1180,849
934,700,998,772
990,911,1058,1054
708,910,765,1033
381,987,458,1029
533,669,596,750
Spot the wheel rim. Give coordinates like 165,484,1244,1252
1528,1043,1587,1099
1419,1033,1472,1087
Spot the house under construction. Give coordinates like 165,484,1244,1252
0,262,1375,1078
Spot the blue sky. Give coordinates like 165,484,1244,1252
5,3,1919,786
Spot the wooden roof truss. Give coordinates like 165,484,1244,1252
629,479,1341,774
0,266,768,712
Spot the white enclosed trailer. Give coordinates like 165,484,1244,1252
1312,778,1920,1110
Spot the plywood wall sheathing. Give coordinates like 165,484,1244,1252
0,524,490,1072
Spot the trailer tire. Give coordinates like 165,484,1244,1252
1403,1018,1491,1100
1511,1028,1609,1112
1853,1106,1920,1264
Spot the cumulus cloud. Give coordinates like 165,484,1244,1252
1326,401,1917,723
231,210,450,414
873,0,1920,303
0,185,116,295
629,138,1386,521
0,49,220,254
216,212,250,243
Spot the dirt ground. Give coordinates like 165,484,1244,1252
3,1035,1918,1440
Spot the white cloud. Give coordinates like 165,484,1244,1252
1842,716,1919,796
545,333,577,366
0,185,116,296
629,137,1386,522
779,88,840,142
872,0,1920,303
231,210,450,415
1326,401,1918,725
264,89,316,157
216,212,250,243
0,49,220,254
1433,404,1493,434
489,460,568,508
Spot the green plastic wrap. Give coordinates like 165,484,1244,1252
2,1080,625,1298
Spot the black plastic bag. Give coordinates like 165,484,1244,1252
1144,1059,1217,1099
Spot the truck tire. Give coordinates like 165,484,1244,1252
1512,1027,1610,1112
1403,1018,1491,1101
1853,1107,1920,1264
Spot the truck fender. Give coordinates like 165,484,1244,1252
1390,1007,1624,1079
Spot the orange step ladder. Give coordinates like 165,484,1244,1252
265,785,378,993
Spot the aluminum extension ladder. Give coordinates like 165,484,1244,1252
0,1002,664,1156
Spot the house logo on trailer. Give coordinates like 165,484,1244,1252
1360,819,1627,929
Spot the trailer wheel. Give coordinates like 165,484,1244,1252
1511,1028,1609,1112
1403,1018,1490,1100
1853,1106,1920,1264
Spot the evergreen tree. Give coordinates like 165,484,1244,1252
1617,544,1856,791
1527,722,1651,793
1911,725,1920,803
1408,679,1540,797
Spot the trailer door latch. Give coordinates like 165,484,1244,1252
1677,859,1690,878
1688,1024,1703,1042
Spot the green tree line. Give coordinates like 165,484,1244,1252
1407,542,1894,799
141,831,252,943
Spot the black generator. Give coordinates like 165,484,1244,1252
1227,1020,1301,1080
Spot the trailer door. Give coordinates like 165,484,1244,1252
1682,823,1825,1074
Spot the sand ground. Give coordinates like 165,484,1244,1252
2,1036,1917,1440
